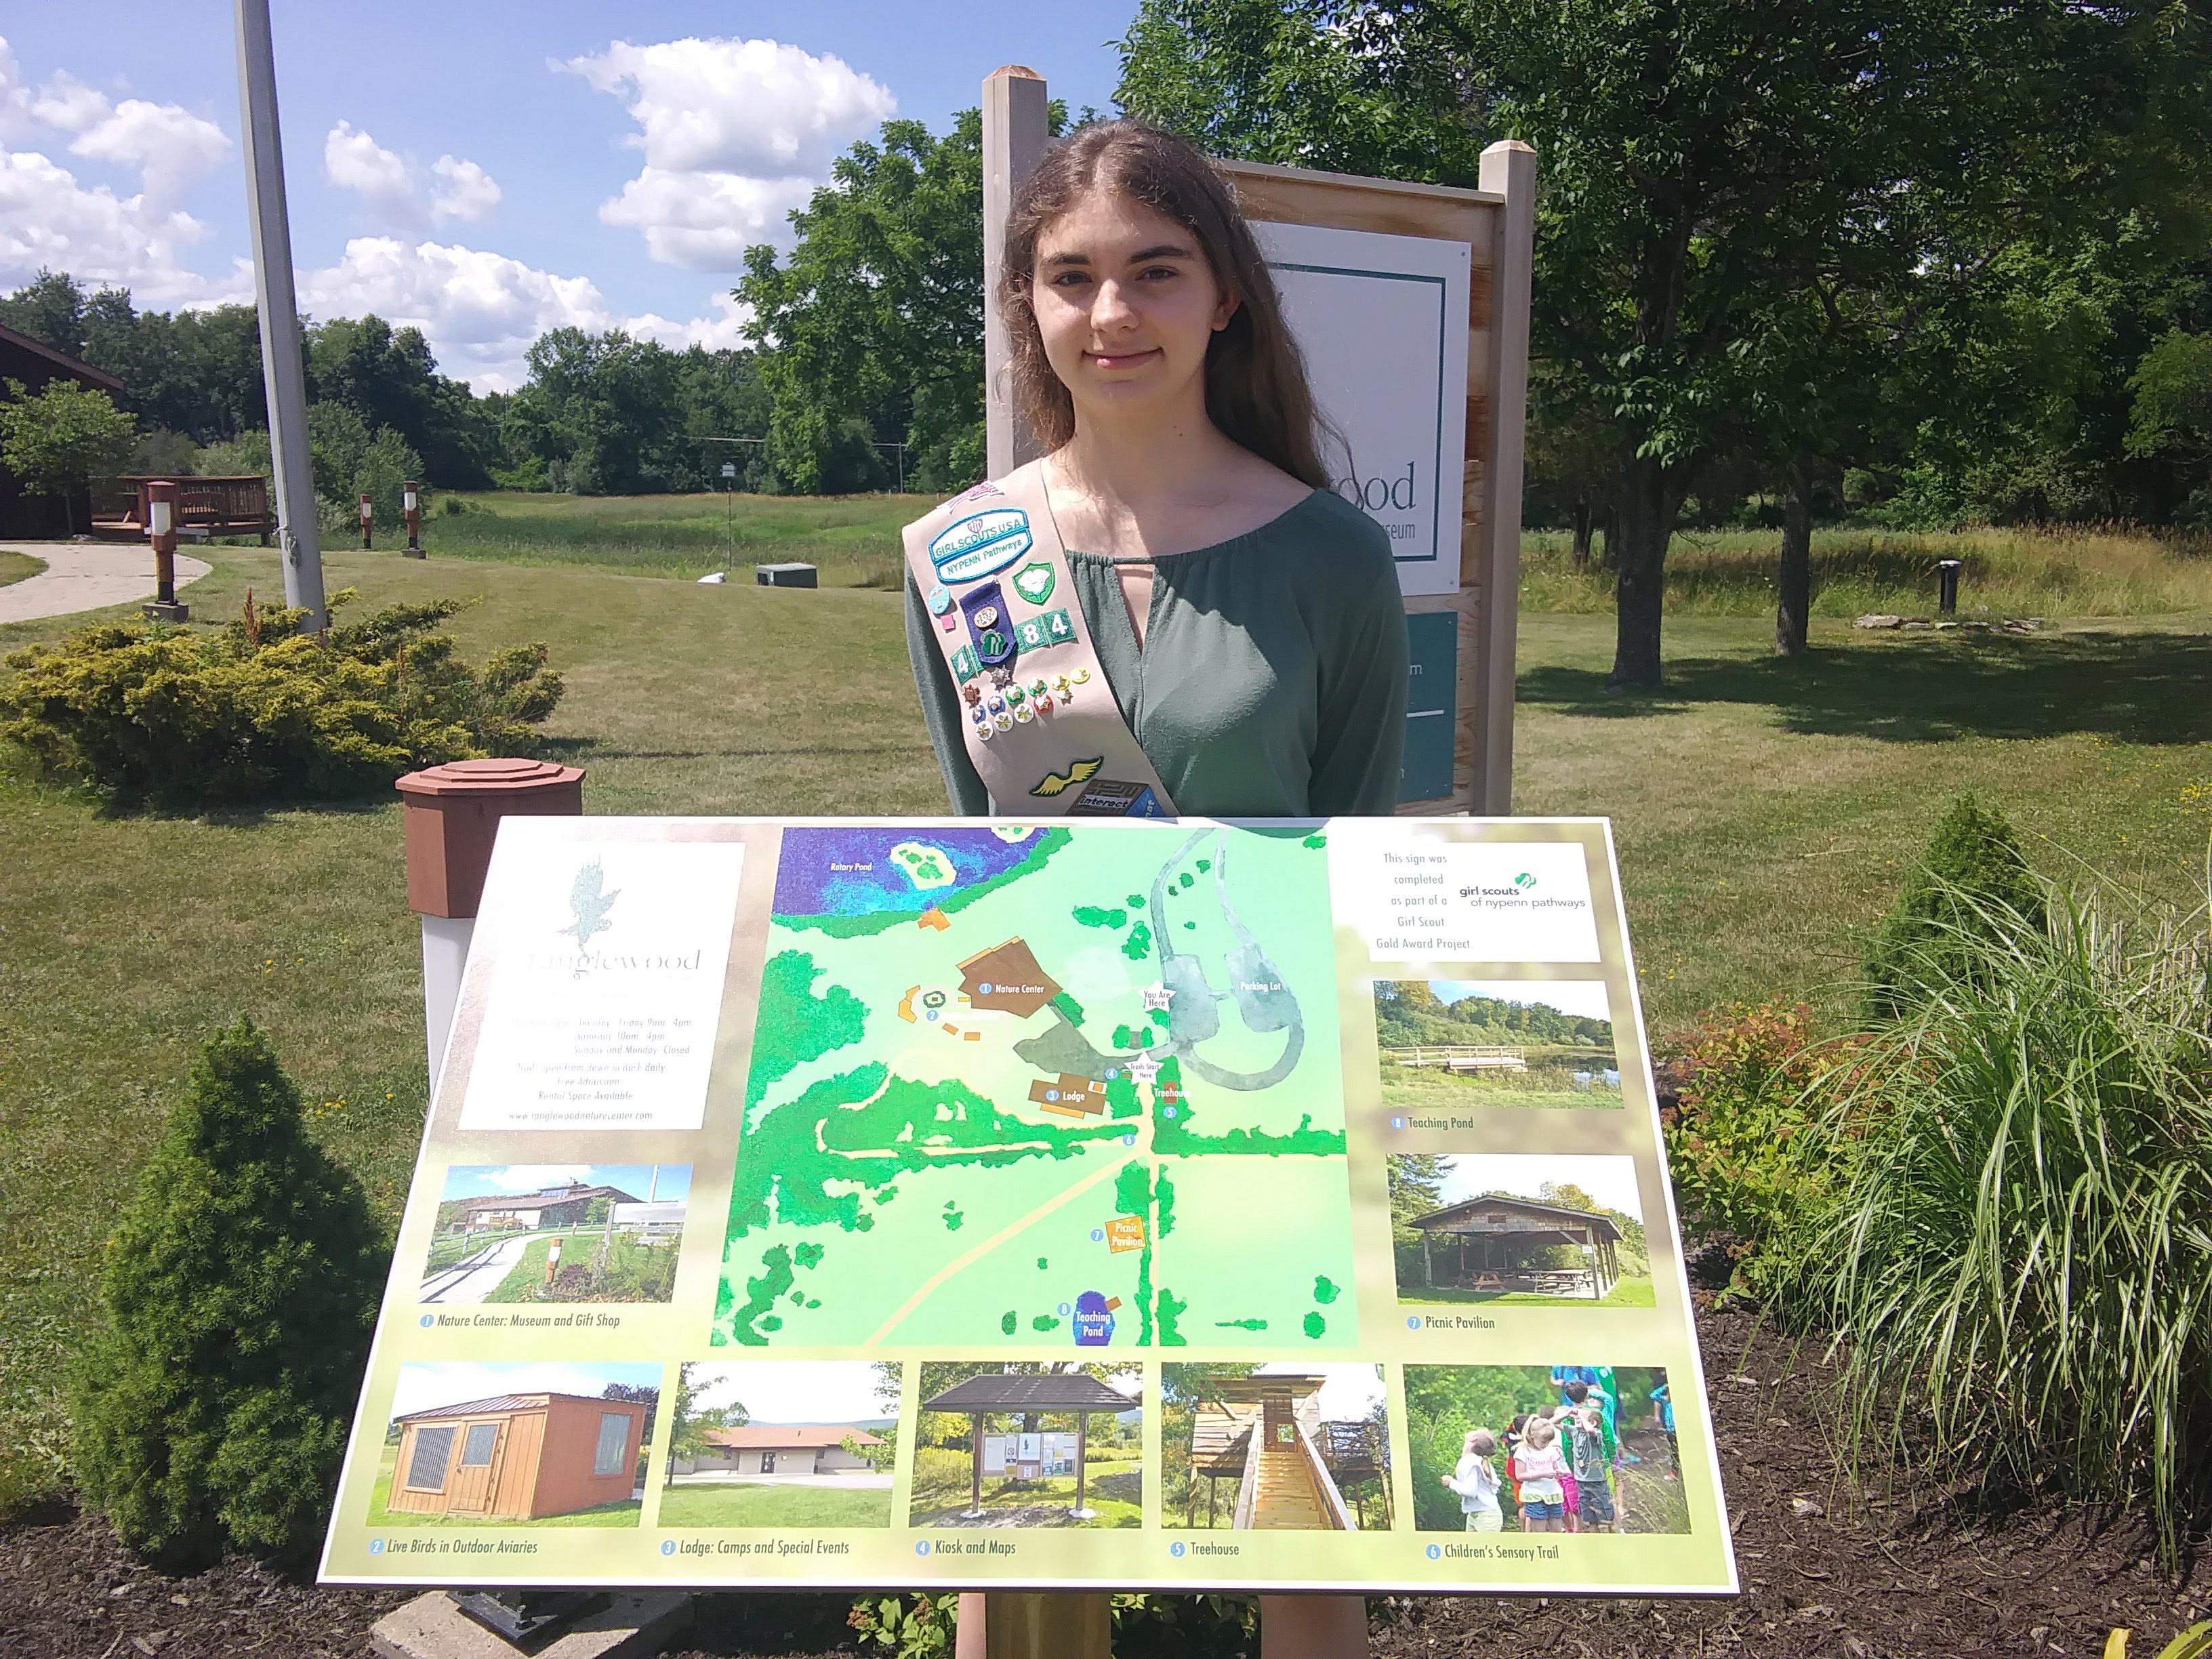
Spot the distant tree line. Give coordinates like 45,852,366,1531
1373,980,1613,1049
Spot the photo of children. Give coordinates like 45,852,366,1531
418,1164,688,1305
1160,1363,1393,1531
367,1361,660,1528
659,1360,899,1528
1389,1153,1652,1307
1406,1364,1689,1535
906,1362,1142,1528
1373,980,1622,1111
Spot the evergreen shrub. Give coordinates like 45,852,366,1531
0,588,562,806
71,1020,384,1569
1864,793,2046,1017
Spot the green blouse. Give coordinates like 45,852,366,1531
904,487,1410,817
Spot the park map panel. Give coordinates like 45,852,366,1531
321,817,1736,1597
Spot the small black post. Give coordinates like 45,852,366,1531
1938,558,1963,615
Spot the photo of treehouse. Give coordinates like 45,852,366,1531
1162,1364,1392,1531
1391,1153,1654,1307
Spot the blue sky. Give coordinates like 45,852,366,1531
1432,1153,1644,1218
437,1163,691,1202
1,4,1137,388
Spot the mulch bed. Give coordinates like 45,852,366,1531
4,1301,2205,1658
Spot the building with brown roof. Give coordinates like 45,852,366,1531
678,1424,886,1478
384,1391,647,1520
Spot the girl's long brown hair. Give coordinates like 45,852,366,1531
1000,120,1336,490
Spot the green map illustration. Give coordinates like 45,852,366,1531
713,824,1356,1350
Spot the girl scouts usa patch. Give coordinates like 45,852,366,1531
930,508,1033,583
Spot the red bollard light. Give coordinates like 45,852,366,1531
403,478,424,559
142,478,190,622
359,492,373,550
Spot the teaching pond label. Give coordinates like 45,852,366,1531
321,815,1735,1599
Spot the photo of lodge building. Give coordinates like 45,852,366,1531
1186,1374,1387,1530
384,1392,646,1520
1406,1193,1626,1300
677,1425,884,1478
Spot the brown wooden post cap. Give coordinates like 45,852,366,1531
394,757,585,919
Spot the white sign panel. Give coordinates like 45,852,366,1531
1329,831,1601,964
1255,220,1472,599
455,837,746,1131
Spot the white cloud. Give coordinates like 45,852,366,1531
0,146,247,309
20,62,228,206
562,36,892,270
326,121,501,228
430,155,501,222
625,290,753,353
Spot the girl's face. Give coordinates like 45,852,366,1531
1030,188,1237,426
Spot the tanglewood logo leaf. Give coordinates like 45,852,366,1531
563,858,619,948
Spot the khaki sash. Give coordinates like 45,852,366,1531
903,464,1175,818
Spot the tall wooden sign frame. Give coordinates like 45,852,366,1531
979,66,1536,817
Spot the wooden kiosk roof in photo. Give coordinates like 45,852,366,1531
922,1370,1137,1524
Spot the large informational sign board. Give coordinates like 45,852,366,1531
323,815,1734,1596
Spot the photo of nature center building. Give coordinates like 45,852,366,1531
1181,1372,1390,1530
384,1393,646,1521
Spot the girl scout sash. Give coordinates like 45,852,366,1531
903,462,1175,818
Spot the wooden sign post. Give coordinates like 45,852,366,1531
979,66,1536,817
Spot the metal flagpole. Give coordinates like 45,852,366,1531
233,0,327,628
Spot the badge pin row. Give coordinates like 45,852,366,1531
964,668,1091,739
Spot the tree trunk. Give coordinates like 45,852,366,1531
1571,496,1593,571
1609,457,1678,690
1775,459,1812,657
1601,501,1622,571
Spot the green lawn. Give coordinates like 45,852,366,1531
656,1481,893,1528
907,1458,1144,1528
363,1451,642,1528
1400,1276,1658,1309
3,525,2209,1513
1381,1067,1627,1112
0,550,43,590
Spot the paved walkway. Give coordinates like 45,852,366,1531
0,541,212,624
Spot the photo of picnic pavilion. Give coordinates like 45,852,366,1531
1407,1193,1629,1301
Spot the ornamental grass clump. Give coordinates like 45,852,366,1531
0,588,562,808
70,1019,384,1570
1803,874,2212,1562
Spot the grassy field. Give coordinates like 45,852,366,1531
2,518,2209,1513
1381,1067,1626,1112
417,489,2212,616
482,1230,678,1303
907,1455,1144,1528
362,1450,642,1528
656,1481,893,1528
0,550,43,589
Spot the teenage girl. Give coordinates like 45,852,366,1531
906,119,1410,1659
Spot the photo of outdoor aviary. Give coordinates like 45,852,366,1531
906,1362,1141,1528
1373,980,1622,1111
367,1362,660,1528
418,1165,688,1305
1390,1154,1652,1307
658,1361,899,1529
1404,1364,1687,1536
1160,1364,1392,1531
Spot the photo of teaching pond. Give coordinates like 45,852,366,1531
907,1364,1143,1528
365,1361,660,1528
659,1360,899,1529
417,1164,689,1305
1374,979,1622,1110
1391,1154,1654,1307
1404,1364,1689,1536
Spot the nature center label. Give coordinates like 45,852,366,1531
324,817,1734,1599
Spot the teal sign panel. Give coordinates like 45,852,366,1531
1399,611,1457,803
